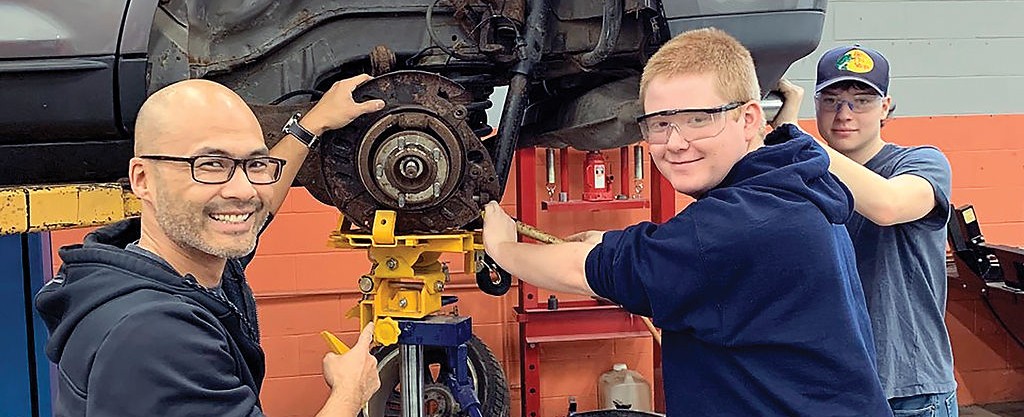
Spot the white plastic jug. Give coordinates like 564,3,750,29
598,363,652,412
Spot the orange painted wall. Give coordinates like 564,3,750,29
46,113,1024,414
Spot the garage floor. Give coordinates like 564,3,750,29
962,403,1024,417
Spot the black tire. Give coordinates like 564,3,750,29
366,334,509,417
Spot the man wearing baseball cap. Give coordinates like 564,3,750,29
773,45,957,416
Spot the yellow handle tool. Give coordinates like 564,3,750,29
320,330,351,355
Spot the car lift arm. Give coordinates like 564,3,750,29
0,183,140,235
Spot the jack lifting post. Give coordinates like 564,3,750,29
329,210,480,345
328,210,488,417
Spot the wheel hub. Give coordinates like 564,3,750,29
424,382,459,417
319,71,501,233
357,113,461,210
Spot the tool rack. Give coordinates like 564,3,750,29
513,147,675,416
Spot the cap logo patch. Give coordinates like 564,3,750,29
836,49,874,74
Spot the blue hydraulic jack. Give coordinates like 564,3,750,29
395,315,483,417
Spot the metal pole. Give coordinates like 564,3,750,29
633,144,644,199
634,145,644,180
545,148,556,184
559,147,570,201
545,148,556,200
619,146,629,197
400,344,423,417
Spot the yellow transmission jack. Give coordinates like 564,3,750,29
329,210,490,346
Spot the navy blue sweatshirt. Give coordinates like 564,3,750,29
586,125,892,416
35,218,267,417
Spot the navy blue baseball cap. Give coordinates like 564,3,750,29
815,45,890,96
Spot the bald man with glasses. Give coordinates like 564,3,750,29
37,76,385,417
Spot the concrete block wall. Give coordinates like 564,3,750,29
783,1,1024,119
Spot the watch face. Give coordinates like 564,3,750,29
284,114,299,132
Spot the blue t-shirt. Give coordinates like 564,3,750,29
585,126,892,416
846,143,955,399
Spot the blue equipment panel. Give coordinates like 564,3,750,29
0,233,54,417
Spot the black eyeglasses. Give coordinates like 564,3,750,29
636,101,747,144
139,155,286,185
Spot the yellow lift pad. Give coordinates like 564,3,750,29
0,183,140,235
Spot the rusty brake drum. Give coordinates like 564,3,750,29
318,71,500,233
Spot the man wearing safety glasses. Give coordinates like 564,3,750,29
774,45,957,416
37,77,385,417
483,28,891,416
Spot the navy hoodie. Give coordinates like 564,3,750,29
35,218,267,417
586,125,892,416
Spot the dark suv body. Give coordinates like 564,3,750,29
0,0,826,188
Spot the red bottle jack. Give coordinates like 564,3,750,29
583,150,614,201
